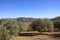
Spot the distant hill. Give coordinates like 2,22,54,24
16,17,37,22
51,16,60,21
0,17,37,22
0,16,60,23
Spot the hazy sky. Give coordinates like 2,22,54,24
0,0,60,18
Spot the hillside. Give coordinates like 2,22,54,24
51,16,60,21
16,17,37,22
0,17,37,22
0,16,60,22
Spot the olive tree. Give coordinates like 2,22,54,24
19,22,29,31
54,20,60,30
31,18,54,32
0,19,20,40
0,20,11,40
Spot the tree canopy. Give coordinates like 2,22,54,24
31,18,54,32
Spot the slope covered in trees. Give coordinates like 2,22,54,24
16,17,37,22
0,17,60,40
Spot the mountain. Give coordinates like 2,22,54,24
16,17,37,22
0,16,60,23
51,16,60,21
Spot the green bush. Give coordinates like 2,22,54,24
31,18,54,32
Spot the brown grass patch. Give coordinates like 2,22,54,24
10,32,60,40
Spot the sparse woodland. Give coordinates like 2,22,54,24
0,16,60,40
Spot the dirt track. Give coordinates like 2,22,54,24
10,32,60,40
10,34,60,40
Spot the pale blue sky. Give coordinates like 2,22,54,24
0,0,60,18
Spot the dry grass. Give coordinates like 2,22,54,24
10,32,60,40
41,32,60,34
20,31,60,34
10,35,60,40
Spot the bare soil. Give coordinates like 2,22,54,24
10,32,60,40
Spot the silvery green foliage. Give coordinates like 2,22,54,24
31,18,54,32
0,19,19,40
